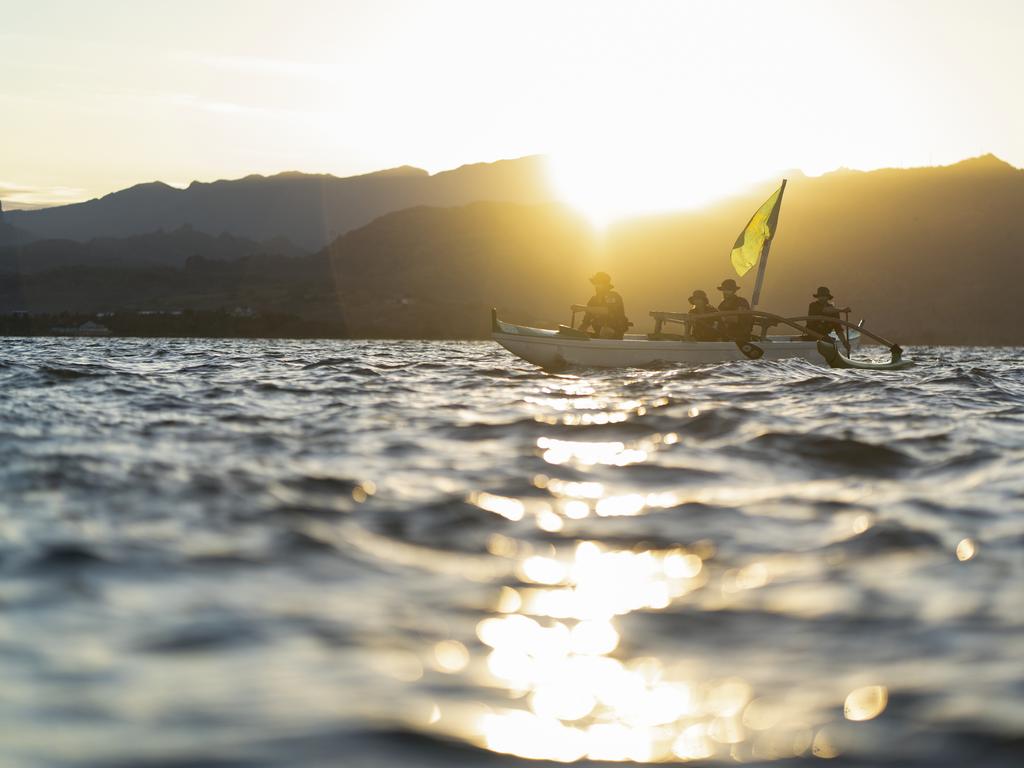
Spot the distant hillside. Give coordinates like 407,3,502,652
4,157,553,250
325,155,1024,344
0,226,306,274
327,202,597,337
0,201,33,247
3,155,1022,344
602,154,1024,345
0,251,334,318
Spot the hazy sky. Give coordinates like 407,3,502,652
2,0,1022,220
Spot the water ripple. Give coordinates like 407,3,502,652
0,338,1021,767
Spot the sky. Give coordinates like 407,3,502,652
2,0,1022,221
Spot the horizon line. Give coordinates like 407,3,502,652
2,151,1018,212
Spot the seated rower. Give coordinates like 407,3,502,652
576,271,629,339
716,278,753,341
806,286,850,348
687,290,720,341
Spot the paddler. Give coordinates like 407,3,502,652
716,278,753,341
806,286,850,350
576,272,629,339
687,290,720,341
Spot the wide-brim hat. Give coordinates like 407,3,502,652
717,279,739,291
688,290,708,303
590,271,613,287
812,286,833,299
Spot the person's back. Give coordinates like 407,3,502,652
716,279,752,341
578,272,629,339
806,286,843,337
719,293,750,313
687,290,720,341
587,290,627,336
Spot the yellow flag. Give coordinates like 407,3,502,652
730,184,785,277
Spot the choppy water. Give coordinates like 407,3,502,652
0,338,1022,768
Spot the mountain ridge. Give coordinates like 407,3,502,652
3,155,1023,344
317,158,1024,344
5,156,554,249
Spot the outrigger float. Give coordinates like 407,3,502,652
491,308,913,371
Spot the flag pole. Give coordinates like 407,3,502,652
750,178,787,307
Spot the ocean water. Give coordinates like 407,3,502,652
0,338,1021,768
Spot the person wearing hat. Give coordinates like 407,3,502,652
806,286,850,348
716,278,753,341
687,289,720,341
576,272,629,339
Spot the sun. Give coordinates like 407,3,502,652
545,147,779,228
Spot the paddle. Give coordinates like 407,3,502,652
736,340,764,359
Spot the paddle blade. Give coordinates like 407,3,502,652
736,341,765,359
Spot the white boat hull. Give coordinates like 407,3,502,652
492,317,859,370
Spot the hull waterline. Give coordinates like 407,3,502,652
491,316,858,370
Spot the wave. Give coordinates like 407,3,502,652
1,339,1021,768
749,432,918,475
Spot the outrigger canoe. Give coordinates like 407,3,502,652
491,308,912,371
492,178,912,372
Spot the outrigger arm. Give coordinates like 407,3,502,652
649,309,911,370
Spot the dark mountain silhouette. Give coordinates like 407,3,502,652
326,202,597,337
599,153,1024,345
0,250,333,318
2,155,1021,344
0,201,33,247
323,155,1023,344
4,157,554,250
0,225,306,274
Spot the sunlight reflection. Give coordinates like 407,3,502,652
536,509,565,532
743,697,783,731
722,562,771,593
844,685,888,721
595,494,646,517
495,586,522,613
432,640,470,673
465,593,853,762
480,709,588,762
955,537,977,561
471,492,525,521
706,678,753,717
852,513,873,534
673,722,715,760
351,480,376,503
514,542,706,620
519,555,569,585
450,528,863,761
812,727,841,758
539,410,633,427
467,540,753,762
543,477,605,499
537,437,647,467
486,534,519,558
562,500,590,519
539,479,690,522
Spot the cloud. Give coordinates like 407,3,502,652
0,182,89,207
